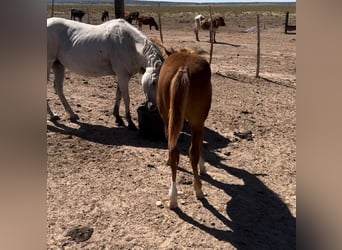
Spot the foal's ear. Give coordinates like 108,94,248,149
164,47,175,57
150,38,174,59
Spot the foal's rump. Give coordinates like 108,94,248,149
158,52,212,142
170,53,211,118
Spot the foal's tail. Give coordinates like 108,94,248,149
168,66,190,151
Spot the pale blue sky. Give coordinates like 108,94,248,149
50,0,296,3
141,0,295,2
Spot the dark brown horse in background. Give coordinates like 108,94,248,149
70,9,85,22
157,50,212,209
128,11,140,24
138,16,159,31
101,11,109,22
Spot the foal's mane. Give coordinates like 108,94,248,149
149,38,198,59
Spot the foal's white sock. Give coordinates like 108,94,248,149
199,156,206,174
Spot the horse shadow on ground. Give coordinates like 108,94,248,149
155,124,295,248
48,120,296,248
173,153,296,249
258,76,296,89
198,40,241,48
47,120,230,153
285,31,296,35
214,41,241,47
177,122,231,157
47,120,166,149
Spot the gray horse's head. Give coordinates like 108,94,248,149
141,57,163,107
141,63,161,109
141,40,164,110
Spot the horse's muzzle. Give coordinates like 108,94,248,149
146,101,157,112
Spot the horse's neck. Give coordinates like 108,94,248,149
143,41,164,69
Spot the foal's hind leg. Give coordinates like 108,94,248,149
169,147,180,209
189,124,205,200
53,61,79,122
199,154,206,175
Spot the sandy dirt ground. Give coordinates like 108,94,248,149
47,7,296,249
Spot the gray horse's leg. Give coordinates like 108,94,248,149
47,62,60,121
113,84,125,127
52,61,79,122
47,103,60,121
116,74,137,130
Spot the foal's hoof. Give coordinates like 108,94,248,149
168,200,178,209
50,115,60,122
196,190,205,200
70,114,80,123
199,168,207,175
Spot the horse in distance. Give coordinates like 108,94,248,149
123,11,139,24
123,14,134,24
47,17,164,129
157,49,212,208
138,16,159,31
128,11,140,24
194,14,226,43
101,11,109,22
70,9,86,22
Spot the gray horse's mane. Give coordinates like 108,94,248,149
108,19,164,71
114,19,164,70
142,39,164,70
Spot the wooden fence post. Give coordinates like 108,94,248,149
256,14,260,78
51,0,54,17
209,5,214,65
114,0,124,18
158,3,164,43
285,11,289,34
284,11,296,34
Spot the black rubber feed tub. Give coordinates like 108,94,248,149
137,105,165,141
